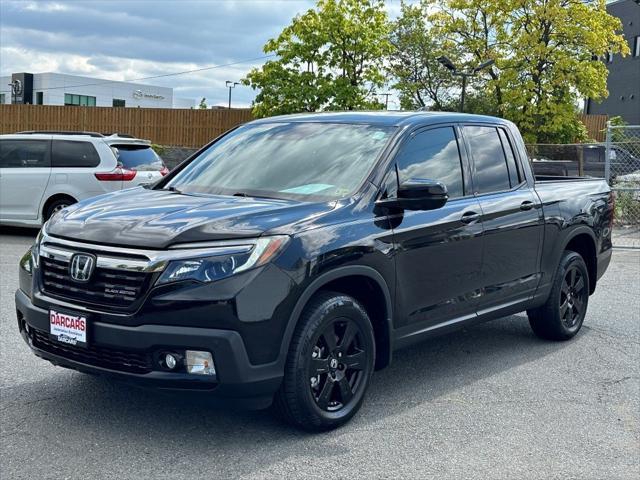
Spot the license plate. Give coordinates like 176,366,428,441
49,309,88,347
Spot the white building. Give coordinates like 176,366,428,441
0,72,194,109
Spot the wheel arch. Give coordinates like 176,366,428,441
41,193,78,221
561,227,598,295
281,266,394,371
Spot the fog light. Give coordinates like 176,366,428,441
165,353,178,370
185,350,215,376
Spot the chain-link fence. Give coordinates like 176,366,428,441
605,124,640,245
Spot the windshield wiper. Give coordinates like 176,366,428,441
232,191,280,200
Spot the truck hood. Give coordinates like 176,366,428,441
46,188,336,249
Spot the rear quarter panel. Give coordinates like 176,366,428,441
534,178,613,299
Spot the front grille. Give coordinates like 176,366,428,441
30,328,153,374
40,257,149,310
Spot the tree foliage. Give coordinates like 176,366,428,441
388,1,456,110
430,0,629,143
244,0,628,144
243,0,391,117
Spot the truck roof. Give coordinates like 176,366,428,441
250,111,511,127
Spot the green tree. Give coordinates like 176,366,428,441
198,98,208,109
243,0,391,117
388,1,457,110
431,0,629,143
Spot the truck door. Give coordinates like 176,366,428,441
461,125,544,314
390,125,484,340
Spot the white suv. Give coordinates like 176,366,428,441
0,131,169,226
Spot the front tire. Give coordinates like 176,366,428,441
527,250,590,341
274,292,375,431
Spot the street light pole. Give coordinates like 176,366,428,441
378,93,391,110
436,57,495,113
460,75,467,113
225,81,239,109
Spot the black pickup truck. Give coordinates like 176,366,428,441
16,112,613,431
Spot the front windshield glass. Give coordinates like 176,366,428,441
164,122,395,201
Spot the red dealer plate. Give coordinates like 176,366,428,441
49,309,88,348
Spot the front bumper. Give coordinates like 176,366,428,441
16,289,283,408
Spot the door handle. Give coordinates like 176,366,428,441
460,211,481,224
520,201,535,211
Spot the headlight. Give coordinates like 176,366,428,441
156,236,289,285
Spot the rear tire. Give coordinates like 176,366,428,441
274,291,375,431
44,197,75,221
527,250,589,341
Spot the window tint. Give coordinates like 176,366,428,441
0,140,50,168
52,140,100,167
463,125,510,194
395,127,464,198
112,145,163,171
498,128,521,186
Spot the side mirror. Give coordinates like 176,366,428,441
377,179,448,211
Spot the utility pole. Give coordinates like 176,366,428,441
225,81,239,109
437,57,495,113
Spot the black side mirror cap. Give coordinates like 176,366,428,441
376,179,448,211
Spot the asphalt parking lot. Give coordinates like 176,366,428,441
1,227,638,480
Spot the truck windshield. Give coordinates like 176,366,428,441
163,122,395,200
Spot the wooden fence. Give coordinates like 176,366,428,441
579,113,608,142
0,105,253,148
0,105,609,146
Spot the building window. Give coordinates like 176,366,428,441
113,99,126,107
36,92,43,105
0,93,5,104
635,36,640,58
64,93,96,106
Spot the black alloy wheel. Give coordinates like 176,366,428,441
559,265,587,329
274,292,375,431
308,318,368,412
528,250,590,341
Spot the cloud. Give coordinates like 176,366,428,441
0,0,315,106
0,0,405,108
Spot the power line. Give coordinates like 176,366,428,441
0,54,276,93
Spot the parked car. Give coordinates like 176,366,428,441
531,158,571,177
0,131,169,226
16,112,613,431
531,144,640,179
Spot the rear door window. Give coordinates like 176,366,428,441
111,145,164,171
463,125,511,194
0,140,50,168
498,128,521,186
52,140,100,167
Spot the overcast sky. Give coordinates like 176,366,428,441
0,0,404,108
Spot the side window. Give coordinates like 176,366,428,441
498,128,521,186
395,127,465,198
52,140,100,168
0,140,50,168
463,125,510,194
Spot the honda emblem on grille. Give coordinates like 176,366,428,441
69,253,96,282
